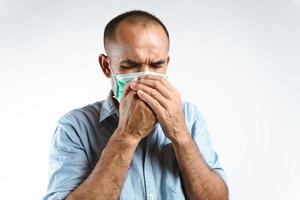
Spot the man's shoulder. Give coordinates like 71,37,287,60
58,100,105,127
182,100,202,117
182,100,206,126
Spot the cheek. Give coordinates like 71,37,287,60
153,66,168,74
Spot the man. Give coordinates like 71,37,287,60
43,10,228,200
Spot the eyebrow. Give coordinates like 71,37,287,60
120,59,166,66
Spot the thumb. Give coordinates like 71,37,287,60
122,78,138,98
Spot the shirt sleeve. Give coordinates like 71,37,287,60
185,102,228,186
43,117,90,200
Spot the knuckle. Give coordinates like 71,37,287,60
150,89,157,98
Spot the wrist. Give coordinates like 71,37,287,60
114,127,142,146
170,129,192,147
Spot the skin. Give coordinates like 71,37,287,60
66,20,228,200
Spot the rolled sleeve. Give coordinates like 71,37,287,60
186,103,228,186
43,117,89,200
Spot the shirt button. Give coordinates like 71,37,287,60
149,193,155,200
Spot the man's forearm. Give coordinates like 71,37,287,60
172,132,228,200
66,128,140,200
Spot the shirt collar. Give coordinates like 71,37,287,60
99,90,119,123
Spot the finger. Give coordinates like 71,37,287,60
122,83,132,98
136,89,166,120
133,78,172,99
130,83,169,109
122,77,138,98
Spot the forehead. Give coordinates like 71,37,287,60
110,22,169,61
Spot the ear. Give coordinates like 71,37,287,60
166,55,170,65
99,54,112,78
164,55,170,71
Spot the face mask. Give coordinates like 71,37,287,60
111,71,168,102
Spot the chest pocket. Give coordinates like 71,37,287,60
162,143,186,199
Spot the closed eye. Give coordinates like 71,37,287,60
150,64,163,68
120,60,142,68
120,65,138,69
150,60,165,68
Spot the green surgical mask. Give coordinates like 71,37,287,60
111,71,168,102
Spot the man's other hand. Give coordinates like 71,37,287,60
117,84,157,143
130,75,189,143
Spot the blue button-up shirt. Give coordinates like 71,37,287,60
43,91,227,200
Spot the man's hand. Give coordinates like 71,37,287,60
67,83,157,200
129,75,188,142
117,84,157,142
130,76,229,200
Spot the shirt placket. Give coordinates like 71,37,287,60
143,134,157,200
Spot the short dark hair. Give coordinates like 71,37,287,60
103,10,170,53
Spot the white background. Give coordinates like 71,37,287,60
0,0,299,199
